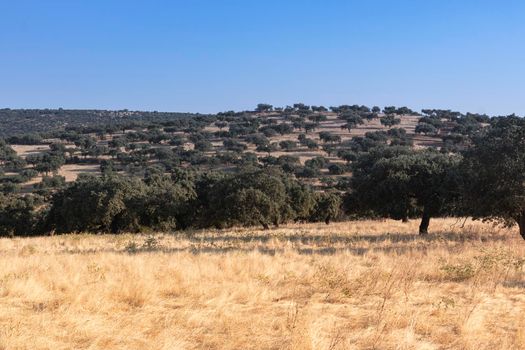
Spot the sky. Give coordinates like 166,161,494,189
1,0,524,115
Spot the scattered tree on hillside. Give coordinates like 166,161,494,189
380,115,401,128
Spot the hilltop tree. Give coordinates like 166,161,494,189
255,103,273,112
340,113,364,131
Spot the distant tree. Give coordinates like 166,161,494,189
337,150,357,163
340,114,364,131
223,139,247,153
304,139,319,150
215,121,228,130
293,103,310,111
194,140,213,152
311,106,328,112
304,122,318,133
415,123,438,136
255,103,273,112
319,132,341,143
328,163,346,175
380,115,401,128
245,134,269,147
308,114,327,123
279,140,297,151
418,116,443,129
100,160,116,175
292,120,305,131
34,175,66,189
305,156,328,169
27,152,65,176
256,142,279,155
7,133,43,145
322,144,336,156
296,165,320,178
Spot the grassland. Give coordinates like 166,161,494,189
1,219,524,350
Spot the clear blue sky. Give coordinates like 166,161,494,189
1,0,524,115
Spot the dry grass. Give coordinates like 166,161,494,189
11,144,51,158
1,219,524,350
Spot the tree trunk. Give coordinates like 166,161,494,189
518,213,525,240
419,210,430,235
260,221,270,230
325,216,331,225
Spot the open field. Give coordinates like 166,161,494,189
1,219,524,349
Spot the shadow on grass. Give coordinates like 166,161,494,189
56,231,511,256
187,231,507,245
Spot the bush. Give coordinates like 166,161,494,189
328,163,346,175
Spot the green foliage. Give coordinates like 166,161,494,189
380,115,401,128
415,123,437,135
3,105,525,238
0,194,39,236
351,147,462,233
46,174,147,233
34,175,66,189
255,103,273,112
461,116,525,238
310,192,342,224
328,163,346,175
319,131,341,143
279,140,297,151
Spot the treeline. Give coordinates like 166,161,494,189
0,108,206,138
0,168,341,236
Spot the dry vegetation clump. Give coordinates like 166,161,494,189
0,219,524,349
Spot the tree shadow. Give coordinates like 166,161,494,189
188,231,508,245
56,231,510,256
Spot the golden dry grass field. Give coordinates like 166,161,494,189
1,219,524,350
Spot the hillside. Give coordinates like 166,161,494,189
0,105,469,193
